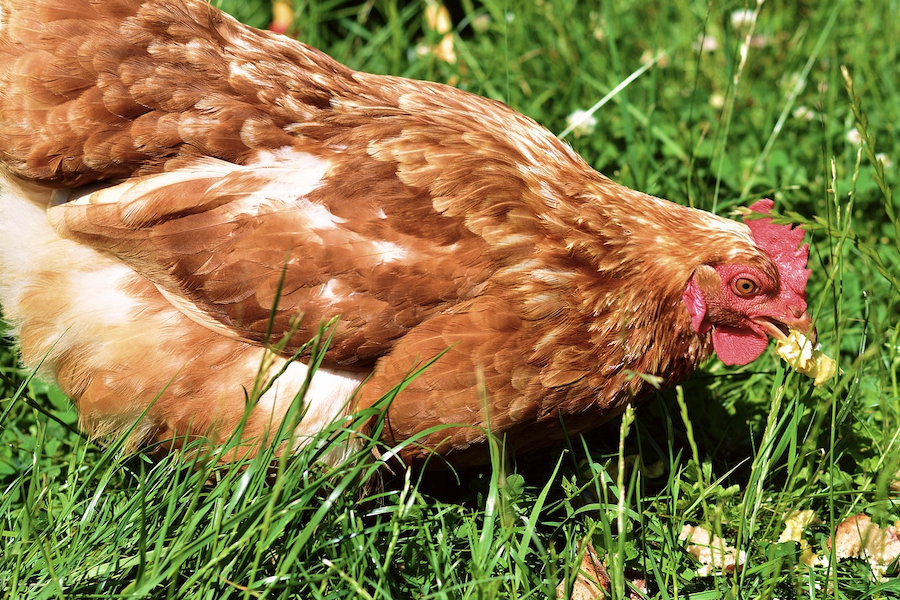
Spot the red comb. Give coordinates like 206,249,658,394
744,199,810,299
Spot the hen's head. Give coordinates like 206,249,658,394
682,200,813,366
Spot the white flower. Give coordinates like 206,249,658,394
693,34,719,52
749,34,769,48
731,9,755,29
782,72,805,93
709,93,725,109
640,48,668,68
471,14,491,34
877,153,893,168
565,110,597,138
792,105,817,121
846,128,863,145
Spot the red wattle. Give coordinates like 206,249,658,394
712,327,769,365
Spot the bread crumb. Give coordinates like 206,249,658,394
829,514,900,580
680,525,745,576
775,329,836,385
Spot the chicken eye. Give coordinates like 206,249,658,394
732,277,759,297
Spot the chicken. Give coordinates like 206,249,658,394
0,0,815,467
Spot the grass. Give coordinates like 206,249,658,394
1,0,899,597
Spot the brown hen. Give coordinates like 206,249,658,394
0,0,814,467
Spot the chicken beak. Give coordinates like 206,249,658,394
756,310,816,345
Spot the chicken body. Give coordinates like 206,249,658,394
0,0,813,466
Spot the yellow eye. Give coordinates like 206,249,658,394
733,277,759,296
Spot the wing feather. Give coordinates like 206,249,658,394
48,150,493,366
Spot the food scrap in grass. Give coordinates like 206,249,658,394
829,514,900,581
680,525,746,576
775,329,836,385
779,509,826,567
